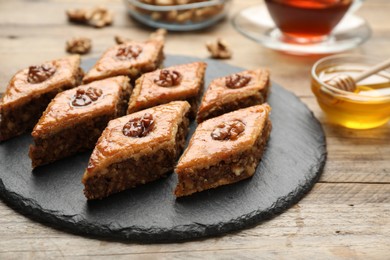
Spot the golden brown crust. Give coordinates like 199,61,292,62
0,55,83,141
82,101,191,180
0,55,82,107
175,117,272,197
32,76,131,138
83,111,190,200
82,40,164,83
196,68,270,123
177,104,271,171
29,114,115,169
127,62,206,114
29,76,131,168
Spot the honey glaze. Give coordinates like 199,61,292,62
312,64,390,129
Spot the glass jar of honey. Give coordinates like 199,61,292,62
311,54,390,129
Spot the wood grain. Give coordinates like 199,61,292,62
0,0,389,258
0,184,389,259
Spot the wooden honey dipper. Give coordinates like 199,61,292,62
325,57,390,92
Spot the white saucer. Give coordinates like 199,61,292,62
232,5,372,55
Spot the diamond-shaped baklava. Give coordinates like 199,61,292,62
82,101,191,200
0,55,83,141
175,104,272,197
196,68,270,123
29,76,131,168
83,40,164,84
127,62,206,118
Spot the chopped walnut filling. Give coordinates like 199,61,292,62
123,113,154,138
27,64,56,84
66,37,92,54
225,74,251,89
71,87,103,107
206,38,232,59
66,6,113,28
154,70,182,87
211,120,245,141
116,45,143,60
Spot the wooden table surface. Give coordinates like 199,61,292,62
0,0,389,259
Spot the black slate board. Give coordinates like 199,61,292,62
0,55,326,243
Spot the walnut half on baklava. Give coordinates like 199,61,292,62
175,104,272,197
82,40,164,84
29,76,131,168
196,68,270,123
0,55,83,141
82,101,191,200
127,62,206,118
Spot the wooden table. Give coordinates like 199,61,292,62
0,0,389,258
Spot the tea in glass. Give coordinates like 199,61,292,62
265,0,354,43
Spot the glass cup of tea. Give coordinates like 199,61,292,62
264,0,365,44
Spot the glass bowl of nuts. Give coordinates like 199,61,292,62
125,0,232,31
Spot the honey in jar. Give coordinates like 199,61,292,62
311,55,390,129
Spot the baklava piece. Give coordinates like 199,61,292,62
29,76,131,168
196,68,270,123
83,40,164,84
82,101,191,200
175,104,272,197
127,62,206,118
0,55,83,141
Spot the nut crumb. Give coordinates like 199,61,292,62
66,37,92,54
206,38,232,59
149,28,167,42
66,9,87,23
66,6,113,28
114,35,131,45
115,28,167,45
232,165,244,176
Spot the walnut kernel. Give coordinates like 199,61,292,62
66,9,87,23
176,10,194,23
194,5,222,21
71,87,103,107
206,38,232,59
225,74,251,89
149,28,167,42
166,10,179,22
66,6,113,28
66,37,92,54
139,0,224,23
151,12,163,21
211,120,245,141
114,35,131,45
27,64,56,84
88,6,113,28
155,0,175,5
154,70,182,87
116,45,143,60
122,113,154,138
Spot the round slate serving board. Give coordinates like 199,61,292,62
0,55,326,243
